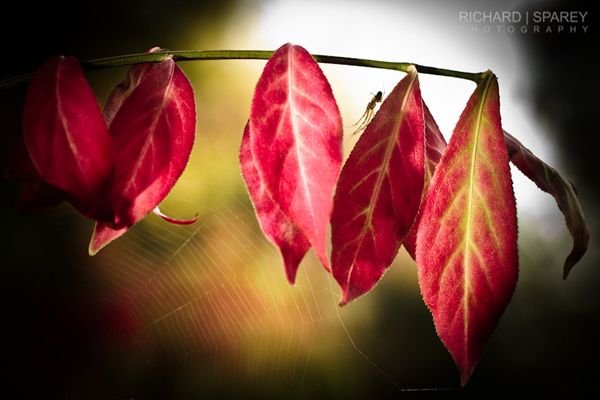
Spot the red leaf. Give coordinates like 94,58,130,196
88,208,198,256
109,58,196,230
89,221,129,256
403,102,447,259
103,47,161,127
245,43,343,271
22,56,114,221
10,52,197,255
239,123,311,285
415,72,518,386
5,140,66,212
330,67,425,305
403,124,588,280
504,130,589,278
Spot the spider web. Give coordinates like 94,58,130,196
80,186,458,398
2,0,595,396
4,68,579,398
7,64,493,398
46,118,460,398
4,61,567,398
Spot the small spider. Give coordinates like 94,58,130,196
349,90,383,135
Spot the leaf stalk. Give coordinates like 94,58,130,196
0,49,485,91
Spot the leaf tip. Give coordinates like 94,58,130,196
338,289,356,307
88,245,100,257
88,222,128,256
562,265,571,280
285,273,297,287
455,356,477,387
338,284,367,306
88,234,105,256
460,370,472,388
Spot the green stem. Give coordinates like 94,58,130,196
0,49,484,91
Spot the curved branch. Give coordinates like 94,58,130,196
0,49,484,92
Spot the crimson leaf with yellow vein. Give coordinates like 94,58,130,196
416,71,518,386
331,67,425,305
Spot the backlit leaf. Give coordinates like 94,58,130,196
103,47,161,126
403,102,447,259
415,72,518,386
239,123,311,285
244,43,343,272
331,67,425,305
504,130,589,278
109,58,196,230
22,56,114,221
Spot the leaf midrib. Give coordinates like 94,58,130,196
347,71,419,285
463,73,494,352
288,47,319,237
123,64,175,195
56,64,92,193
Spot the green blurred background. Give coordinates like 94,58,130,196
1,0,598,398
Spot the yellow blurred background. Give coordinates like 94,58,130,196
1,0,598,398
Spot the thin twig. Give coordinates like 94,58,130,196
0,49,485,92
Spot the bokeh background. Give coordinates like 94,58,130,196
1,0,598,398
